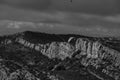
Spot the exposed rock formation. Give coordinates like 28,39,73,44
0,31,120,80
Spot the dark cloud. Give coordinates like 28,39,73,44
0,3,120,36
1,0,51,10
1,0,120,15
51,0,119,15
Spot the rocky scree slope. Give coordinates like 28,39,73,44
0,31,120,80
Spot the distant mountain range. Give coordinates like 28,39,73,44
0,31,120,80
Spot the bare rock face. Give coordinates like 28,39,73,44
8,69,40,80
0,59,40,80
74,38,120,80
0,31,120,80
45,42,75,60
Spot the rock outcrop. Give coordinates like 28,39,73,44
0,31,120,80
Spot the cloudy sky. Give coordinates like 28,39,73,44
0,0,120,37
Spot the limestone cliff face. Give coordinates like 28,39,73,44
45,42,75,60
75,38,120,79
1,31,120,80
14,35,120,67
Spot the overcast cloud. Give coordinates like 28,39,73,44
0,0,120,36
1,0,120,15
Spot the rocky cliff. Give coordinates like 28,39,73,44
0,31,120,80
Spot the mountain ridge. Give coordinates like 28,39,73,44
0,31,120,80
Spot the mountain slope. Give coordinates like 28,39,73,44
0,31,120,80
